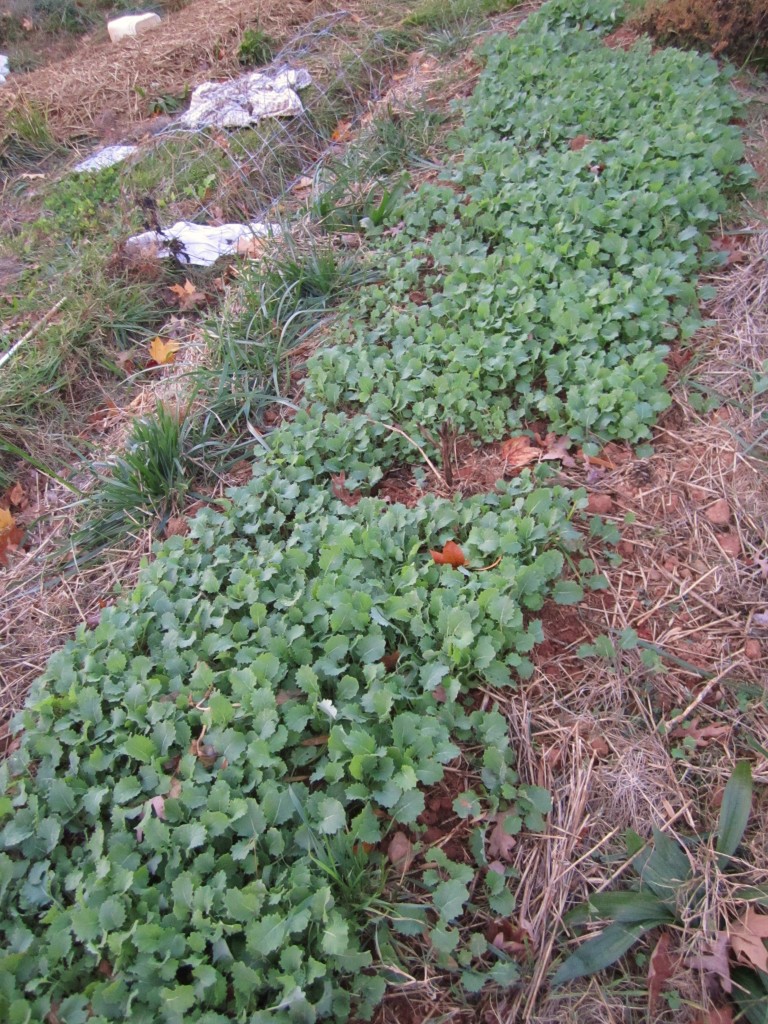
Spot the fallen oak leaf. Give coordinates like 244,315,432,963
730,906,768,973
685,930,731,993
429,540,466,568
670,717,730,749
147,336,181,366
487,811,518,862
541,433,576,467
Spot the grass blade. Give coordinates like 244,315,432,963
716,761,753,864
566,890,673,926
551,922,655,987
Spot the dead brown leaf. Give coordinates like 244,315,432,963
648,931,675,1010
717,533,741,558
695,1006,734,1024
670,717,730,749
730,907,768,973
331,472,362,507
169,279,206,311
541,433,576,467
500,435,538,469
587,493,614,515
705,498,731,526
235,235,269,259
685,930,731,993
8,482,27,508
744,639,762,661
487,812,518,862
388,831,414,873
0,507,24,567
164,516,190,538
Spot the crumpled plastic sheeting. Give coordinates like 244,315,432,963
179,67,312,129
126,220,281,266
73,145,138,173
0,55,9,85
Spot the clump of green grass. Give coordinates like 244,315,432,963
0,101,61,174
237,27,276,67
72,402,199,556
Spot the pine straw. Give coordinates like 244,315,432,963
0,0,348,140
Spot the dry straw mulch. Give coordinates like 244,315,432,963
0,0,347,140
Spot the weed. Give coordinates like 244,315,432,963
72,403,198,555
134,84,190,117
41,164,122,238
404,0,520,31
0,101,60,173
551,763,767,1020
237,28,276,67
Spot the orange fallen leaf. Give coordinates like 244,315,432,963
235,235,269,259
500,435,539,469
0,508,23,567
148,336,181,366
169,279,206,311
429,540,466,568
730,907,768,973
8,482,26,508
331,120,352,142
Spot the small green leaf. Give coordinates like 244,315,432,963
553,581,583,605
635,829,691,902
123,735,156,763
317,798,346,835
433,878,469,923
566,890,673,926
321,912,349,955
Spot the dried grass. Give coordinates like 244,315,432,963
0,0,349,139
